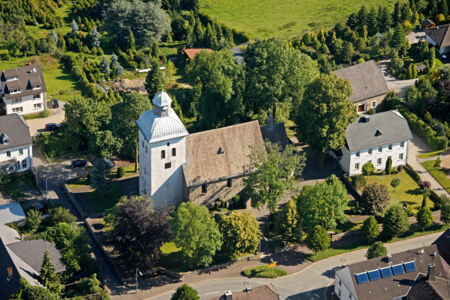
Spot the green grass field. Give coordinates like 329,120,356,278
200,0,395,38
422,160,450,193
417,150,447,159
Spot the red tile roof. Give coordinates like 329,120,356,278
183,48,213,60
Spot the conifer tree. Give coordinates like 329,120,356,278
91,27,100,48
71,20,79,34
39,250,62,294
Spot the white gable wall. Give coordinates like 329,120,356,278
334,273,356,300
0,145,32,174
4,92,46,115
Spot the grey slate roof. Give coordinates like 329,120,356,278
7,239,66,273
345,110,412,152
0,239,20,300
0,64,46,100
333,60,389,103
0,114,32,151
0,202,26,224
0,223,20,245
425,24,450,48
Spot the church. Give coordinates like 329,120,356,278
136,91,290,208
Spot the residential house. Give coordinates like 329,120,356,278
425,24,450,55
0,114,32,174
210,284,280,300
339,110,412,176
183,48,213,62
334,244,450,300
423,19,437,29
333,60,389,114
0,64,46,115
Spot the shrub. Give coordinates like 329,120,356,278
383,205,409,239
385,157,392,174
416,207,433,230
305,225,330,253
117,167,125,178
367,241,387,259
361,216,379,242
48,207,77,225
26,209,42,233
390,177,401,190
361,183,390,215
241,265,287,278
397,165,403,172
434,157,442,167
171,284,199,300
76,274,102,295
353,175,367,190
419,181,431,189
362,162,376,175
406,205,417,217
441,198,450,224
367,108,376,115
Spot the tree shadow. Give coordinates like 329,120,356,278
405,188,422,195
261,251,306,267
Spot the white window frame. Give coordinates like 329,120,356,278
371,101,377,108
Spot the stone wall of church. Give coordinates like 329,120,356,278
186,176,245,208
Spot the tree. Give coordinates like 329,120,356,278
361,183,390,215
90,27,100,48
171,284,199,300
305,225,330,253
366,241,387,259
187,50,244,129
71,20,79,34
99,56,111,75
10,277,59,300
297,175,349,230
128,29,136,50
353,174,367,190
94,130,122,158
90,158,114,192
217,212,261,258
245,38,319,119
361,216,379,242
145,59,165,97
441,198,450,224
110,196,173,267
362,161,375,175
390,25,405,50
104,0,170,48
383,205,409,239
244,142,305,213
295,73,357,167
391,177,401,191
171,202,222,267
281,199,299,241
385,156,392,174
49,30,58,44
25,209,41,233
39,250,62,294
48,206,76,225
416,207,433,230
77,274,102,295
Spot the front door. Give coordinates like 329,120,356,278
357,103,365,112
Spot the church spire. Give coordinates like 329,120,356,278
152,90,172,117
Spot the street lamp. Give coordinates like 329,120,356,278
136,268,143,294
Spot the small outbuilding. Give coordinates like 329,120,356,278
183,48,213,62
422,19,436,29
0,202,26,225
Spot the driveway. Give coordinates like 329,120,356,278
378,60,417,99
26,101,65,136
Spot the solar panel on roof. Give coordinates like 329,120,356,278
392,264,405,275
368,269,381,281
380,267,393,278
356,272,369,284
403,261,416,273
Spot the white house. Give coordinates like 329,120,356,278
0,64,46,115
339,110,412,176
0,114,33,174
425,24,450,55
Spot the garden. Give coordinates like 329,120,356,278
422,158,450,194
0,172,37,201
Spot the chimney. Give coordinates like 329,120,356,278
244,282,252,293
428,265,436,281
224,291,232,300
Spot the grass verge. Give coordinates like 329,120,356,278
417,150,447,159
422,160,450,193
241,265,287,278
86,184,121,213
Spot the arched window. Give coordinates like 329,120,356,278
172,148,176,157
161,150,165,159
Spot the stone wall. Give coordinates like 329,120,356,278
186,176,245,207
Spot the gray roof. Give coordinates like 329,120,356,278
333,60,389,103
0,114,32,151
336,266,358,299
345,110,412,152
0,224,20,245
8,239,66,273
0,202,26,224
0,64,46,100
425,24,450,48
0,239,20,300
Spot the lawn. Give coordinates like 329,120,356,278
36,131,77,159
0,172,36,201
422,160,450,193
200,0,395,38
86,184,121,213
364,170,425,210
418,150,447,159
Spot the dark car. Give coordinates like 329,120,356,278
71,160,88,168
45,123,60,131
51,99,59,108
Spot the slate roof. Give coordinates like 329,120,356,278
408,273,450,300
0,202,26,224
425,24,450,48
345,110,412,152
0,239,20,300
434,229,450,265
0,114,32,151
0,223,20,245
7,239,65,273
183,48,213,60
333,60,389,103
0,64,46,100
335,245,448,300
209,284,280,300
183,121,265,187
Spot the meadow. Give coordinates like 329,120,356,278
200,0,395,38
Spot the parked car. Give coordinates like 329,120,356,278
51,99,59,108
45,123,60,131
71,160,88,168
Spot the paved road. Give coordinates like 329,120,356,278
145,232,442,300
26,101,65,136
378,60,417,99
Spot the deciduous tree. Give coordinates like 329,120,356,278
281,199,299,241
383,205,409,239
39,250,62,294
416,207,433,230
171,284,199,300
361,183,390,215
367,241,387,259
361,216,379,242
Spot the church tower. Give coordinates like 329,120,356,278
136,91,188,207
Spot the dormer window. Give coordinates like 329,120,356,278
33,85,41,90
161,150,165,159
0,132,9,144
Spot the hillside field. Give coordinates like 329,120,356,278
200,0,395,38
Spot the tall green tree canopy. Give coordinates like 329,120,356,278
187,50,245,130
39,250,62,294
170,202,222,267
171,284,199,300
297,175,349,230
383,205,409,239
295,73,357,161
305,225,330,253
245,38,319,119
145,59,165,97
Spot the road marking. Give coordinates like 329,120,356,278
205,291,220,295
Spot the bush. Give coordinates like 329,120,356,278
434,157,442,167
383,205,410,239
397,165,403,172
362,162,376,175
48,207,77,225
117,167,125,178
367,241,387,259
241,265,287,278
361,183,390,215
305,225,330,253
26,209,42,233
352,175,367,190
416,207,433,230
171,284,199,300
385,157,392,174
390,177,401,190
361,216,379,242
405,164,421,182
76,274,102,295
367,108,376,115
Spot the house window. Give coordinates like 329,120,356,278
33,94,40,99
164,162,171,169
357,103,365,112
372,101,377,108
34,103,41,109
355,163,360,170
19,148,23,155
172,148,176,157
388,144,392,150
227,178,232,187
356,151,360,157
167,142,170,146
161,150,165,159
399,153,404,159
12,107,23,113
400,141,405,147
368,148,372,155
22,159,27,168
378,146,382,152
16,161,20,170
202,184,207,193
6,151,10,157
12,98,21,103
377,158,382,165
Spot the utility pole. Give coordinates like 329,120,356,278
136,268,143,294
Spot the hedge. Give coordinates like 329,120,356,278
405,164,441,209
241,265,287,278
